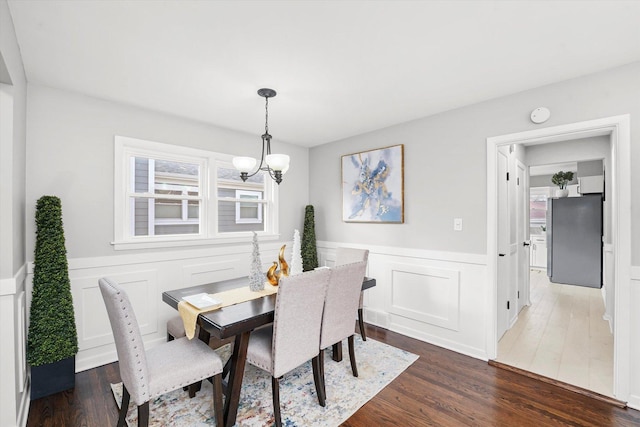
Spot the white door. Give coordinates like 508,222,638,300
497,147,510,339
516,160,529,312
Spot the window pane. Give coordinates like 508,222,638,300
239,204,259,219
131,197,199,236
155,223,199,235
133,157,200,195
218,200,264,232
133,197,149,236
155,199,182,219
133,157,150,193
217,166,265,184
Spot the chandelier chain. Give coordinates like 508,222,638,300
264,96,269,134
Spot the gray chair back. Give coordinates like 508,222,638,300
336,247,369,266
320,261,367,349
272,268,331,378
99,277,150,405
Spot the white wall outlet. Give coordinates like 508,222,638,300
454,218,463,231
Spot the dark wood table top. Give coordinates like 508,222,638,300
162,276,376,339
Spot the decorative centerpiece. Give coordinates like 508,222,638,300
249,232,266,291
289,229,303,275
266,244,289,286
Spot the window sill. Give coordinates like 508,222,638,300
111,233,280,251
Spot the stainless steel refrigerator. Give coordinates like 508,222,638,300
546,194,603,288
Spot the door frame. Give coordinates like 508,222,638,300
486,115,631,400
515,158,530,312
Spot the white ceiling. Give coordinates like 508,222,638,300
7,1,640,147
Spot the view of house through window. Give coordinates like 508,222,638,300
114,136,277,248
216,167,265,233
132,158,201,236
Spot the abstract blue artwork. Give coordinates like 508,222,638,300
342,144,404,223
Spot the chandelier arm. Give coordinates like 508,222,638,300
235,88,283,184
241,135,268,179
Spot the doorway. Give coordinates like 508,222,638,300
486,115,631,401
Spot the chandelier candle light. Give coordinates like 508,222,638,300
233,88,290,184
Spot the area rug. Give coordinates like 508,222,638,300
111,336,418,426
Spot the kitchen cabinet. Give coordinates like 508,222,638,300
530,235,547,269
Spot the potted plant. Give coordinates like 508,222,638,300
27,196,78,400
551,171,574,197
301,205,319,271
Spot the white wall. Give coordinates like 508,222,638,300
25,84,309,260
22,84,310,374
308,61,640,407
0,1,29,425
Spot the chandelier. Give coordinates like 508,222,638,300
232,88,289,184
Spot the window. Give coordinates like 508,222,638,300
235,190,263,224
529,187,551,235
114,136,279,249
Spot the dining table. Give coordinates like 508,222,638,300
162,275,376,427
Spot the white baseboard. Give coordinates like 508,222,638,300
627,394,640,412
391,323,488,361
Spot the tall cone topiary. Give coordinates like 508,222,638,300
301,205,319,271
27,196,78,367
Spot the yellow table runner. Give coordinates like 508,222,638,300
178,283,279,339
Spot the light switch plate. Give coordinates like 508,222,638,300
454,218,463,231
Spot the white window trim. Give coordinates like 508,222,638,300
113,136,280,250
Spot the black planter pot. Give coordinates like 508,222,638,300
30,356,75,400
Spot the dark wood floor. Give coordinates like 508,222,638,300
27,324,640,426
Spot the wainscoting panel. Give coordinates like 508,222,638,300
387,263,460,331
74,270,158,351
16,291,27,394
318,241,488,360
24,241,287,372
182,260,237,287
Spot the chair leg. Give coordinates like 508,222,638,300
318,350,326,398
312,354,326,407
137,401,149,427
348,335,358,377
213,373,224,427
358,308,367,341
272,376,282,427
188,381,201,398
117,385,130,427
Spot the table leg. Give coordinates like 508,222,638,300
332,341,343,362
223,331,251,427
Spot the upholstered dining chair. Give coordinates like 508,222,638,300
245,268,331,427
317,260,367,406
99,278,224,427
335,248,370,340
166,315,187,340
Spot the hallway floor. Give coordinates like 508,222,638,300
496,269,614,398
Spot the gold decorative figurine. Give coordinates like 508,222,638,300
278,244,289,280
267,262,279,286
